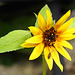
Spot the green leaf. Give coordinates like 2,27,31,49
0,30,31,53
52,20,55,26
40,4,52,22
35,4,53,27
34,12,37,18
68,17,75,28
35,19,38,27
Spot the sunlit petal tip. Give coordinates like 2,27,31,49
28,43,44,60
58,64,63,72
46,9,52,29
29,56,33,60
28,26,43,35
58,62,63,72
54,10,71,29
68,10,71,15
69,57,71,61
70,18,73,21
28,26,32,29
28,26,36,29
55,43,72,62
20,43,25,47
63,9,71,18
29,53,37,60
25,35,43,43
46,57,53,71
61,66,63,72
62,28,75,34
50,47,64,72
28,26,33,31
59,40,73,50
38,12,47,31
38,13,42,19
57,18,73,32
71,47,73,50
29,55,37,60
44,47,53,70
20,42,36,48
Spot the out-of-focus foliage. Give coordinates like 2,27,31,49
69,17,75,28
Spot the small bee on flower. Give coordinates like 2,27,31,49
48,50,54,59
21,9,75,72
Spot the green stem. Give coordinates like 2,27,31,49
42,53,46,75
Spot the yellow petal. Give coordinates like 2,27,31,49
62,28,75,34
28,26,43,35
59,34,75,40
44,47,49,58
38,13,47,31
57,18,73,33
59,40,73,50
29,43,44,60
25,35,43,43
55,43,71,61
44,47,53,70
21,42,36,48
54,10,71,29
46,10,52,30
51,47,63,72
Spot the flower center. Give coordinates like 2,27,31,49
43,27,58,47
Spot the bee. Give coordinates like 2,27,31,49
48,50,54,59
48,53,51,59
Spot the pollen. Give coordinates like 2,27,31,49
43,27,58,47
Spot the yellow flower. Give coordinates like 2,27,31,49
21,10,75,72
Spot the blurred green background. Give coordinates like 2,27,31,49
0,0,75,75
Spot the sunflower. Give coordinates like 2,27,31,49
21,9,75,72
